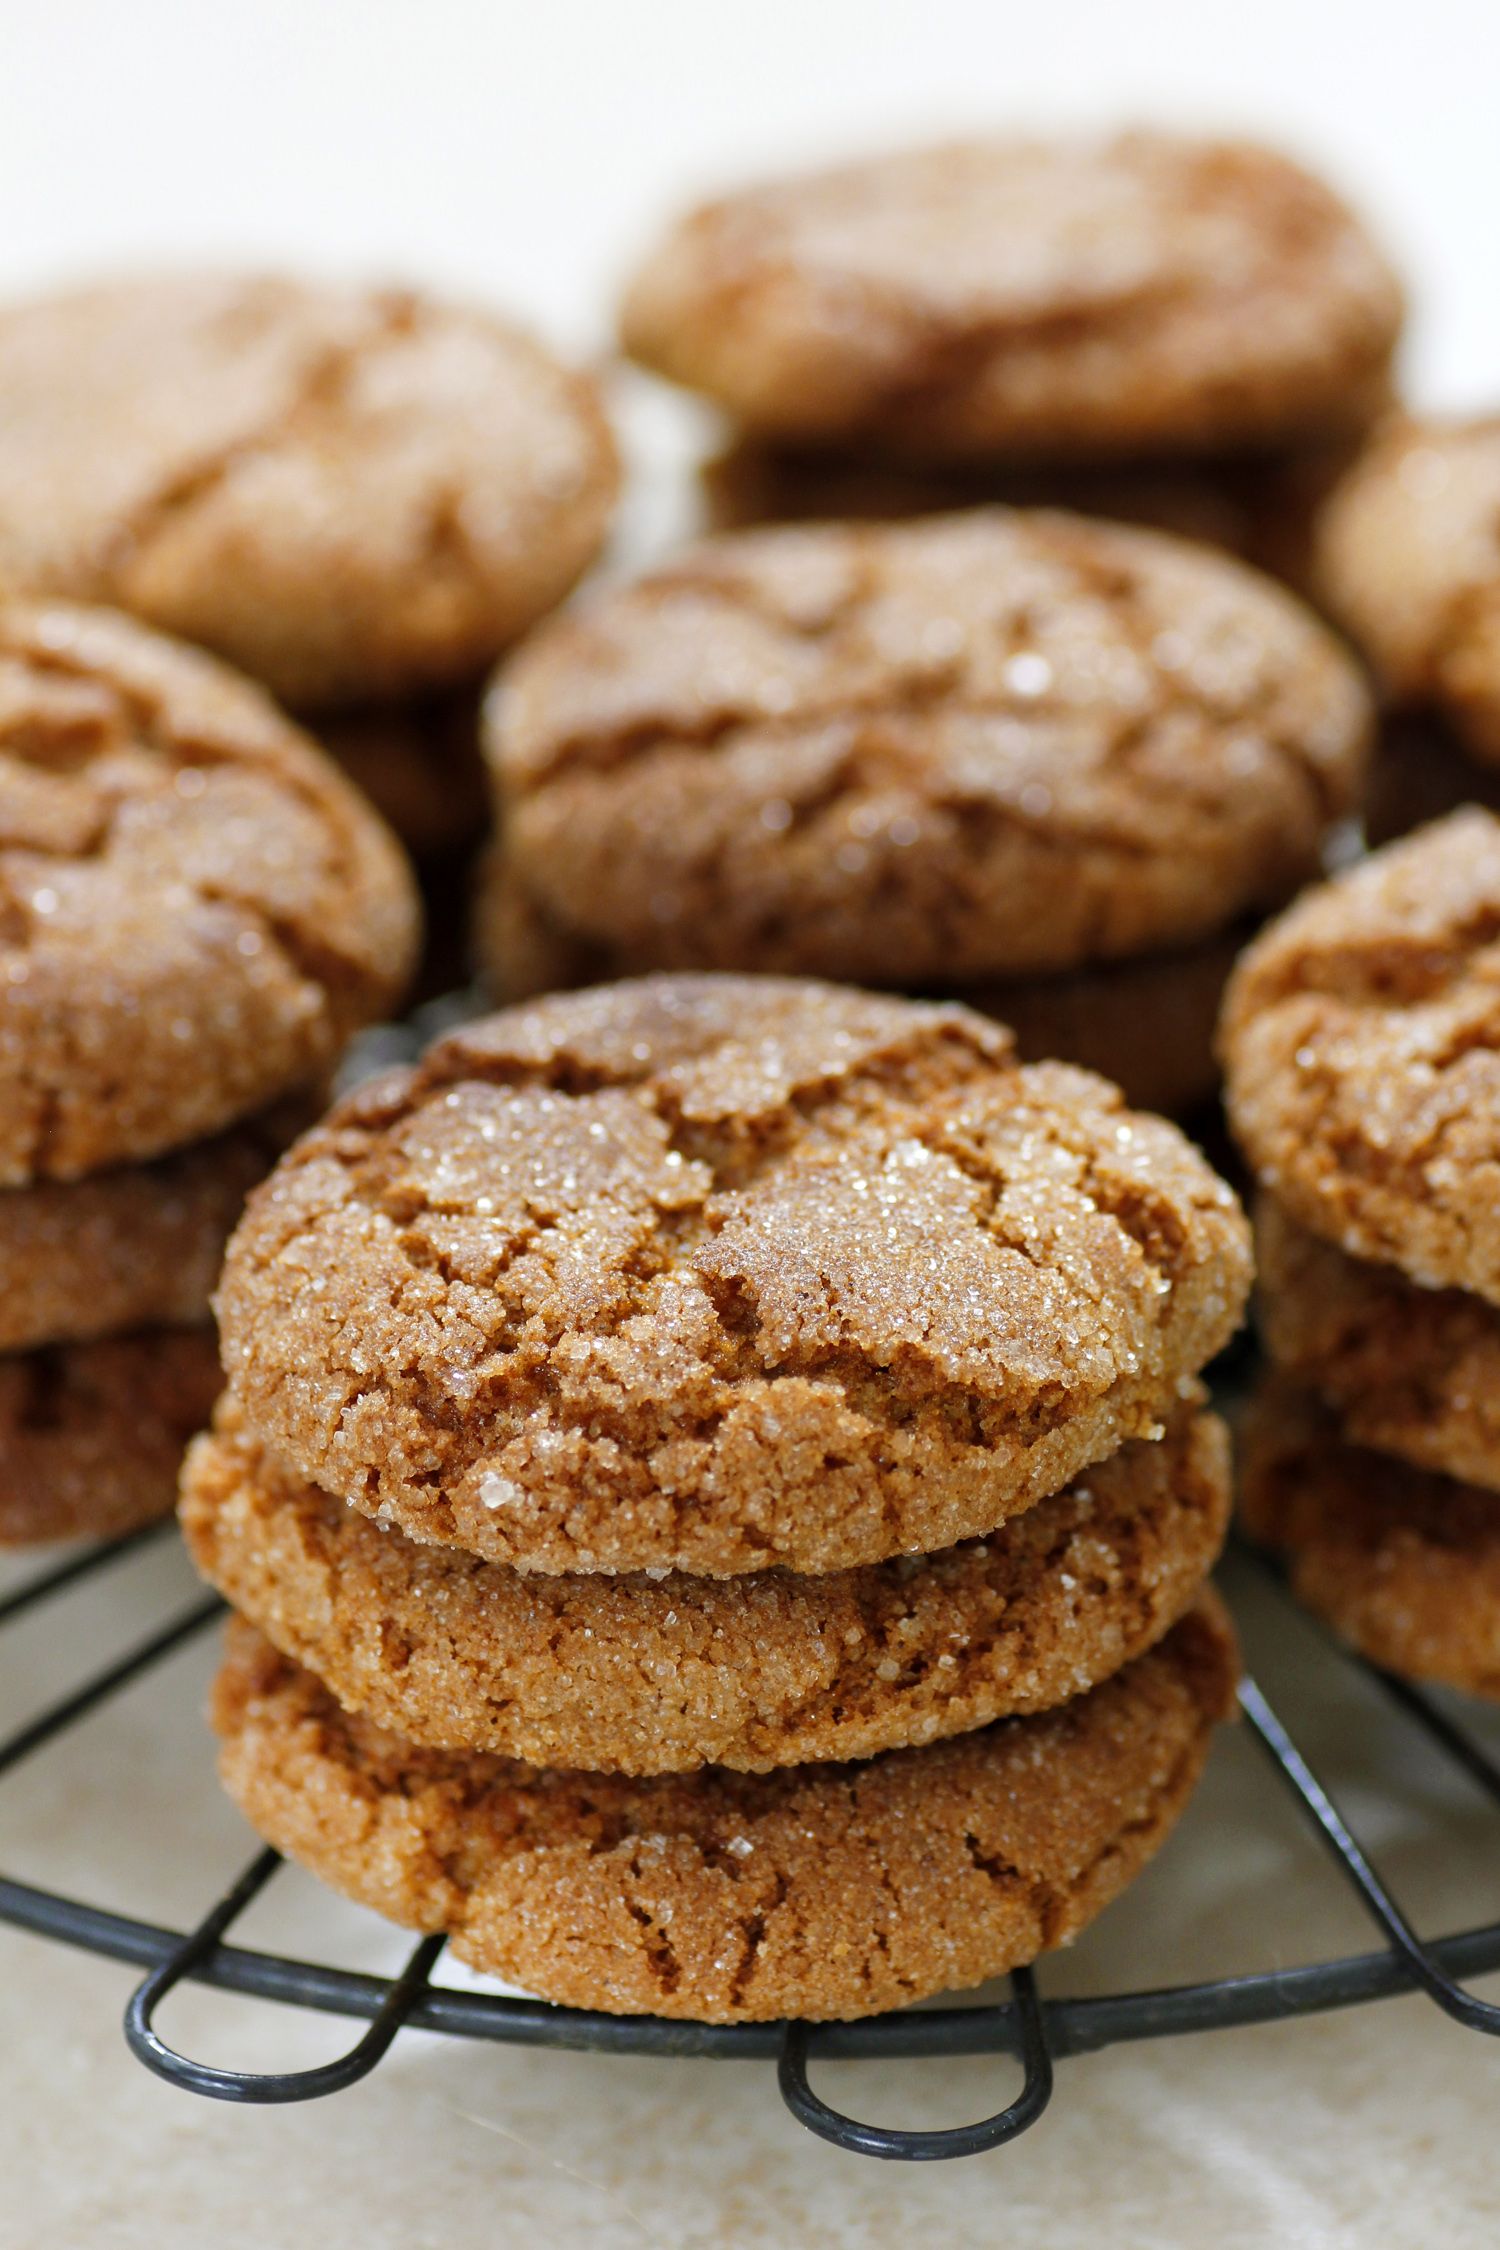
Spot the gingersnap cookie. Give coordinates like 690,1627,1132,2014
0,602,419,1184
312,694,489,861
211,1593,1236,2022
1221,810,1500,1301
182,1395,1228,1774
0,1326,222,1545
0,1094,318,1355
0,273,619,709
1315,416,1500,765
1256,1197,1500,1493
483,511,1369,990
622,134,1401,464
1240,1380,1500,1697
217,977,1251,1577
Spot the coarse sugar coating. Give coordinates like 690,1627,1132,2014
621,134,1402,462
0,1325,222,1545
1240,1379,1500,1698
483,511,1370,988
1256,1197,1500,1494
0,273,619,708
0,1093,317,1353
216,976,1252,1577
210,1594,1238,2022
181,1397,1228,1773
0,602,419,1184
1221,810,1500,1302
1314,416,1500,765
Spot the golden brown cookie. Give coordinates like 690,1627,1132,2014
1315,416,1500,765
0,274,619,708
483,512,1370,989
0,1326,221,1545
1256,1196,1500,1493
216,977,1251,1577
0,602,419,1184
1221,810,1500,1301
182,1396,1228,1774
622,134,1401,462
1240,1379,1500,1696
0,1094,317,1353
311,693,489,861
211,1593,1237,2022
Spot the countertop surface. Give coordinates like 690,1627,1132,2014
3,4,1500,2242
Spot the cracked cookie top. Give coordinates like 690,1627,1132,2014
1222,810,1500,1301
1314,415,1500,765
483,510,1371,989
621,133,1403,462
215,975,1251,1576
0,273,620,707
0,603,419,1183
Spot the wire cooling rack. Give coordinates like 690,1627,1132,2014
4,1515,1500,2164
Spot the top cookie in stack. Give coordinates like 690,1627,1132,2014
0,601,419,1542
624,130,1403,580
186,973,1249,2021
0,273,621,870
1223,810,1500,1692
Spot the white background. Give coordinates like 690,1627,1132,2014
4,3,1500,2245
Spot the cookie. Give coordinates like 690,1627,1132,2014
211,1593,1236,2022
700,438,1340,592
182,1395,1228,1774
1256,1196,1500,1494
483,512,1370,989
1240,1380,1500,1697
0,1326,222,1545
1315,416,1500,765
0,1093,317,1354
0,602,419,1184
216,976,1251,1577
1221,810,1500,1301
0,273,620,708
312,694,489,862
621,134,1402,463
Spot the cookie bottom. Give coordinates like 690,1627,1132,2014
1257,1197,1500,1493
0,1327,222,1545
1240,1378,1500,1696
182,1401,1229,1773
211,1594,1236,2023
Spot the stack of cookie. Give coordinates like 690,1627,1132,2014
184,976,1250,2021
1224,810,1500,1692
476,505,1372,1118
0,273,620,977
621,130,1403,585
0,602,419,1545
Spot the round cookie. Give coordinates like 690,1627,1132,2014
1240,1380,1500,1697
211,1594,1237,2023
0,602,419,1184
484,511,1370,989
0,1093,318,1353
1221,809,1500,1302
0,273,619,709
621,134,1402,462
1256,1197,1500,1494
216,976,1252,1578
182,1398,1229,1774
1315,416,1500,765
0,1326,222,1545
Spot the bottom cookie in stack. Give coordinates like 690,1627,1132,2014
185,1402,1239,2022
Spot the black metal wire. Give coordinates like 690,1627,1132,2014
6,1518,1500,2160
